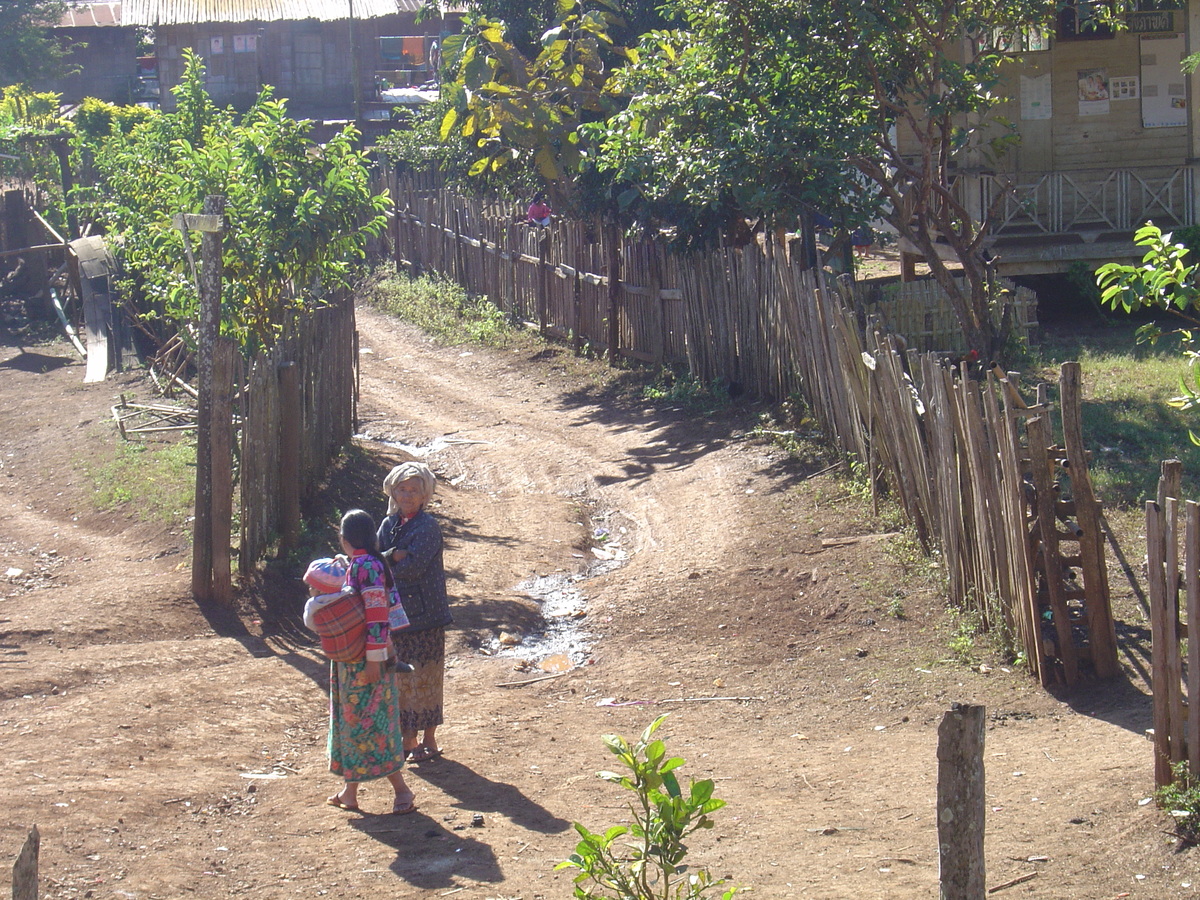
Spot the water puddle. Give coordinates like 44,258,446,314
489,511,635,668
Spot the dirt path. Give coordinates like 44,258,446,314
1,302,1197,898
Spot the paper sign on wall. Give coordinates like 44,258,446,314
1141,34,1186,128
1021,73,1053,120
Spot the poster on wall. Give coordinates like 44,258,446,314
209,36,224,55
1110,76,1140,101
1141,34,1187,128
1021,73,1052,120
1078,68,1110,116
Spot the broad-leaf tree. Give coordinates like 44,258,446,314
590,0,1060,355
439,0,637,211
0,0,70,85
75,51,390,354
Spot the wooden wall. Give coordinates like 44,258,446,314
45,27,139,104
904,24,1191,176
154,13,449,115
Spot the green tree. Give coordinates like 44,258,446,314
439,0,636,211
464,0,671,59
585,2,874,247
75,51,390,355
0,0,70,85
589,0,1061,355
1096,222,1200,436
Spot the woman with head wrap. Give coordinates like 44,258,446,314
378,461,452,762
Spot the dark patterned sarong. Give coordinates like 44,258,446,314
391,626,445,733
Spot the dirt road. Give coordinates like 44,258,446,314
0,301,1195,898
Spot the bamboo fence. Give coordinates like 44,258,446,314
385,174,1038,384
238,290,356,571
1146,460,1198,788
385,176,1112,684
852,276,1039,353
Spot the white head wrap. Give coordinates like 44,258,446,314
383,461,436,515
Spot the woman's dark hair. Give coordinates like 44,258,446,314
340,509,394,587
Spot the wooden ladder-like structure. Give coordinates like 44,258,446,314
1001,363,1119,687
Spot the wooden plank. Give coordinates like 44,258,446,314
12,824,39,900
1027,414,1079,686
171,212,224,233
1059,361,1119,677
1188,501,1200,774
1147,499,1175,787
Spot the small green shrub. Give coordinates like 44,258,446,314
1156,762,1200,841
556,715,737,900
946,606,982,666
752,393,833,468
362,270,515,347
641,368,730,413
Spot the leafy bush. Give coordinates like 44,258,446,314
642,368,731,413
1156,762,1200,841
73,97,156,142
0,84,71,228
556,715,737,900
72,50,389,356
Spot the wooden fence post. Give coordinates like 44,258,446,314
13,824,39,900
537,229,550,336
210,335,236,605
606,222,621,365
278,361,302,550
1059,361,1119,678
937,704,985,900
190,195,226,604
1187,500,1200,778
1147,498,1175,787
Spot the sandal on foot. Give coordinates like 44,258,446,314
409,745,443,763
327,792,360,813
391,795,418,816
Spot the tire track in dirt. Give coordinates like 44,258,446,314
354,307,752,597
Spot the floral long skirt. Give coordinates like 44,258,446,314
328,658,406,781
391,626,446,733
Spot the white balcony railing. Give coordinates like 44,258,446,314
964,165,1200,238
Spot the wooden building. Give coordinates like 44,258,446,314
123,0,460,119
908,3,1200,276
42,1,140,104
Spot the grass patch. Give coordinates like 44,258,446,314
87,436,196,525
641,367,733,414
752,393,836,469
1032,320,1200,509
360,269,518,347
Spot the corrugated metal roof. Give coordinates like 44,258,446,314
124,0,406,26
59,1,123,27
